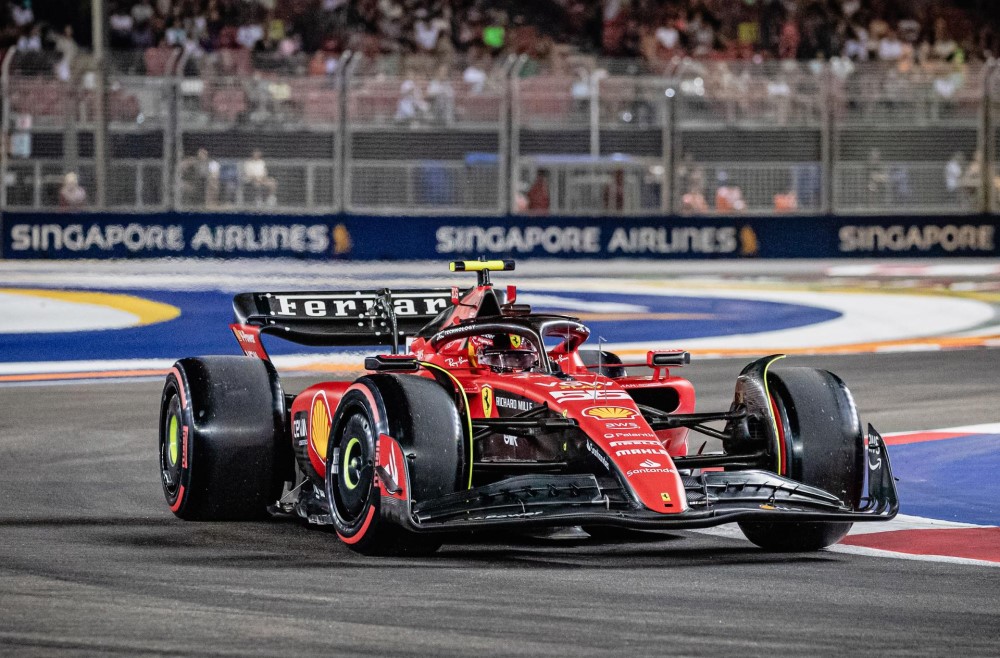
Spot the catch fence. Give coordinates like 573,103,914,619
2,48,999,217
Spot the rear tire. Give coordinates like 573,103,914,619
159,357,287,521
326,374,464,555
738,367,864,551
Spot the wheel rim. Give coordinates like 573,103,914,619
334,411,374,524
161,394,183,497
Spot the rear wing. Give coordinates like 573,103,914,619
231,288,455,351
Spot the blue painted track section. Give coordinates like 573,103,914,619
0,288,840,362
531,291,839,342
888,436,1000,526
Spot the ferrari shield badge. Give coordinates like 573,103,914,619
481,386,494,417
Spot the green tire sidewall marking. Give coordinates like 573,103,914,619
342,437,361,490
168,414,179,466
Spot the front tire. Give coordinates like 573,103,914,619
326,374,464,555
159,357,286,521
738,367,865,551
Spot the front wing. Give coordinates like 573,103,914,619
382,427,899,533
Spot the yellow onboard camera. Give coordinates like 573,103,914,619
449,260,515,273
450,260,515,286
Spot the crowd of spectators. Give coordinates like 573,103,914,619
2,1,1000,76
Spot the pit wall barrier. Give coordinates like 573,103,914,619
1,212,997,260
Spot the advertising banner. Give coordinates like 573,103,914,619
1,211,997,260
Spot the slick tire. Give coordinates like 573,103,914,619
326,374,464,556
738,367,865,552
579,350,626,378
159,356,287,521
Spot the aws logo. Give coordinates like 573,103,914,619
309,391,333,459
583,406,637,420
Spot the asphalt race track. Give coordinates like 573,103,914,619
1,351,998,656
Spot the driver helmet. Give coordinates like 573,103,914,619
475,333,538,373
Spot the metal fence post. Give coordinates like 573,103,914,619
982,63,994,214
590,72,600,157
341,53,360,214
510,55,527,213
663,80,675,214
336,51,352,213
498,54,518,215
0,46,14,210
821,63,833,215
92,0,107,209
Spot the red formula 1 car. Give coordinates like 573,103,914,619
158,260,897,554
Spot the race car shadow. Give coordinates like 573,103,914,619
432,541,847,569
16,514,846,570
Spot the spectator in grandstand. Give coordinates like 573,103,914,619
307,49,340,77
58,172,87,210
685,8,717,58
53,25,78,82
244,149,276,207
681,189,708,213
395,77,429,124
16,24,41,52
676,152,705,200
945,152,964,202
179,148,220,208
108,3,135,50
865,148,889,206
877,29,905,62
130,0,154,27
931,17,960,62
604,169,626,212
413,7,451,54
773,192,798,213
525,170,550,213
714,172,746,213
960,149,983,206
842,22,869,61
778,13,800,60
9,0,32,28
426,64,455,124
462,49,488,94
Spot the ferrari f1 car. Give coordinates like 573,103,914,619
159,260,898,554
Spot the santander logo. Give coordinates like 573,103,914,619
639,459,660,468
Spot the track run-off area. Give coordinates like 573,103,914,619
1,258,999,654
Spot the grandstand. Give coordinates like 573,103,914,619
1,1,1000,217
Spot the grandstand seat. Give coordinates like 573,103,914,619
516,77,574,120
455,93,501,122
210,88,248,122
9,80,67,120
109,91,141,122
300,89,340,123
348,93,399,122
217,48,252,76
144,47,177,76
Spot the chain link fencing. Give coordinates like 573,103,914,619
2,48,999,216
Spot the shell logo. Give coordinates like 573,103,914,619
310,392,332,459
583,406,637,420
